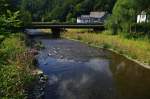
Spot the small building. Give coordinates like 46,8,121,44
77,11,108,24
77,15,91,23
137,11,148,23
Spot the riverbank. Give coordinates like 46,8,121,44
0,33,36,98
62,29,150,67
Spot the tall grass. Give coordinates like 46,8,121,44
0,33,35,98
63,29,150,66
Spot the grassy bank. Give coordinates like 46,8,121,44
63,29,150,67
0,33,35,98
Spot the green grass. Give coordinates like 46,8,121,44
0,33,35,98
63,29,150,66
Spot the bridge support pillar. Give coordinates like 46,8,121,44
51,28,61,38
93,27,104,32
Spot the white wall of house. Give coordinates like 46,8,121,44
137,15,147,23
77,18,82,23
137,11,147,23
77,17,91,23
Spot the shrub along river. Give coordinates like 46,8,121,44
27,29,150,99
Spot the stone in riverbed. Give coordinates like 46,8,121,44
60,55,64,59
53,50,57,54
48,53,52,56
36,92,44,99
39,74,48,84
28,49,39,55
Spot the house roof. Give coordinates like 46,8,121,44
77,15,90,19
77,11,108,20
81,15,90,18
90,12,106,18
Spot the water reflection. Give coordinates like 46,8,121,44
110,52,150,99
86,58,112,77
35,39,150,99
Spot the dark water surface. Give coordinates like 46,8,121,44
30,32,150,99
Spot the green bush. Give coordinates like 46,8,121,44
134,23,150,34
0,10,21,32
1,36,25,60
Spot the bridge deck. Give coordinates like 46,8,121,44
25,22,104,29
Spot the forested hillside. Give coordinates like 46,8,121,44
20,0,116,22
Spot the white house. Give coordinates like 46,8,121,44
77,11,108,24
77,15,91,23
137,11,148,23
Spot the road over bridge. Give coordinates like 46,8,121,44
25,22,104,38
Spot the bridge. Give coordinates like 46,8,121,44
25,22,104,38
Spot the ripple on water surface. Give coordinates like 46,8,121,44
35,39,150,99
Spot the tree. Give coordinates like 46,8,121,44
107,0,150,34
106,0,137,33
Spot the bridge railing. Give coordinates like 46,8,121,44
23,22,105,29
31,22,104,25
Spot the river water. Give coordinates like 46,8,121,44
28,30,150,99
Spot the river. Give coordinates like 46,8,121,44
27,29,150,99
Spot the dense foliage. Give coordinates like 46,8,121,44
0,0,22,31
0,0,20,14
0,10,21,32
20,0,116,22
